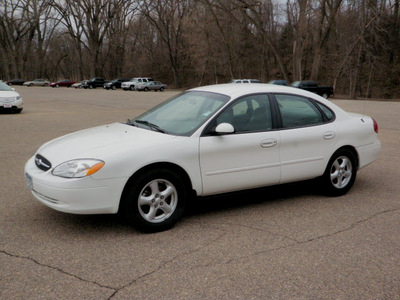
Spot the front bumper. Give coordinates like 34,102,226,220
0,98,23,110
25,156,127,214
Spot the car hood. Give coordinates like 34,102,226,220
36,122,177,166
0,91,20,98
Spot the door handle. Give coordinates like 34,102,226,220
261,139,277,148
323,131,336,140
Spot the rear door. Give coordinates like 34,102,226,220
273,94,337,183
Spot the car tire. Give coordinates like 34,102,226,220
322,93,329,99
112,85,116,90
322,149,357,197
89,85,93,89
56,84,59,88
160,87,164,92
144,87,149,92
121,168,187,232
130,85,135,91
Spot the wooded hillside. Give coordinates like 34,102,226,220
1,0,399,98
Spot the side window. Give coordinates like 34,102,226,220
215,94,272,133
275,94,324,128
316,102,335,121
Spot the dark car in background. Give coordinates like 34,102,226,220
82,78,108,89
6,79,25,86
268,80,288,86
50,80,76,88
291,81,334,99
103,78,131,90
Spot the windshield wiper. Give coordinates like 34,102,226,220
133,120,167,134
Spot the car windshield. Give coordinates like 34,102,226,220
0,82,13,91
130,91,229,136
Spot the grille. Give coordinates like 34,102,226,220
0,97,15,103
35,154,52,171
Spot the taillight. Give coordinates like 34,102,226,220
373,118,378,133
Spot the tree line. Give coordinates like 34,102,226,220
1,0,399,98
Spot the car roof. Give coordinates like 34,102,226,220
189,83,312,98
189,83,344,117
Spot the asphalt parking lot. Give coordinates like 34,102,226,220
1,86,399,299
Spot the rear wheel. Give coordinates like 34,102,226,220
112,85,116,90
130,85,135,91
144,87,149,92
322,149,357,196
121,168,187,232
160,87,164,91
322,93,329,99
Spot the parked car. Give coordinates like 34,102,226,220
121,77,153,91
230,79,261,83
268,80,288,86
103,78,131,90
0,82,23,113
23,79,50,87
82,77,107,89
50,80,76,88
136,81,167,91
72,81,86,89
24,84,380,232
6,79,25,86
291,81,334,99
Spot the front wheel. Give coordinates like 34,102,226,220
130,85,135,91
121,168,187,232
322,149,357,196
322,93,329,99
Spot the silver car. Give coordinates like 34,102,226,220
136,81,167,91
23,79,50,87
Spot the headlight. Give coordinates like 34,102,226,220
52,159,105,178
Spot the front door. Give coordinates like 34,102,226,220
199,94,281,195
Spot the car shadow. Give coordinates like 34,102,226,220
186,179,321,218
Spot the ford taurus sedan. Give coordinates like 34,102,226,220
25,84,381,232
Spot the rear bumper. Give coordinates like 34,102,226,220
357,139,381,169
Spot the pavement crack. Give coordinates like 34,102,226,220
108,230,227,299
296,207,400,245
1,250,117,293
192,207,400,268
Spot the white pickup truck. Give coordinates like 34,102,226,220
121,77,153,91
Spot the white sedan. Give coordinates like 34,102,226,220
25,84,381,232
0,82,23,113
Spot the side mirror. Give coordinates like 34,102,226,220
215,123,235,134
